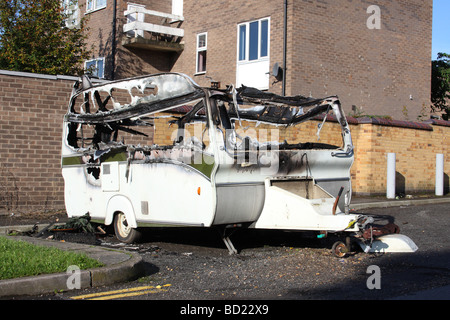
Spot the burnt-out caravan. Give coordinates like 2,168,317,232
61,73,417,256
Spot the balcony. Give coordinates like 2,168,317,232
122,7,184,52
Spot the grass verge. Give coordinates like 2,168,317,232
0,236,104,280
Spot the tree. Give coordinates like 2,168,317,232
431,53,450,120
0,0,91,76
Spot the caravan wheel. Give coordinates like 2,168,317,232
114,212,141,243
332,241,349,258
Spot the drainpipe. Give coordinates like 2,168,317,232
282,0,287,96
111,0,117,80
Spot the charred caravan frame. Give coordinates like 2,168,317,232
61,73,417,256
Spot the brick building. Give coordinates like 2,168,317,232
78,0,432,120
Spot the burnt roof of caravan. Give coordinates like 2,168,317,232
66,72,342,126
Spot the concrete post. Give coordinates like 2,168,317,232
436,154,444,196
387,153,396,199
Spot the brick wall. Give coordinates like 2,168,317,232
114,0,177,78
289,0,433,121
79,0,115,79
0,71,75,214
172,0,286,94
80,0,175,80
352,119,450,195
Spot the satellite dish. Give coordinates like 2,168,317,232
272,63,280,77
272,63,283,81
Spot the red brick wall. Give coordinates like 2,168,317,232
80,0,176,80
79,0,115,79
288,0,433,121
0,71,76,214
172,0,285,94
114,0,176,78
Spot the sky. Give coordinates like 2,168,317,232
432,0,450,60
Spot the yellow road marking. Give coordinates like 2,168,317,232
70,284,171,300
88,289,168,300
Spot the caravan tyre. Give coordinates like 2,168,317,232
332,241,348,258
114,212,141,243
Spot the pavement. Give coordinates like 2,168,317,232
0,194,449,299
349,194,450,210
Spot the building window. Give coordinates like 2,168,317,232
238,18,269,62
196,33,207,74
236,18,270,90
85,58,105,78
86,0,107,13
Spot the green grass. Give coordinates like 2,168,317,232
0,236,104,280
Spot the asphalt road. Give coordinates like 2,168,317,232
18,203,450,302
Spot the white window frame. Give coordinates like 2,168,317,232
196,32,207,75
86,0,107,13
237,17,270,64
85,57,105,79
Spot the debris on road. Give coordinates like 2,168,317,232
50,213,95,233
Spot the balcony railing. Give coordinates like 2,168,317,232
122,7,184,52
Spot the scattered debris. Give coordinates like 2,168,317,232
46,213,107,245
51,213,95,233
7,224,38,236
97,225,107,234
